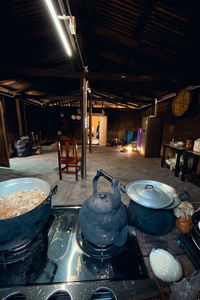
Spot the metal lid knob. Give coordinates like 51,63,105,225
100,192,106,198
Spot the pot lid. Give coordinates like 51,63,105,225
126,180,174,209
86,192,115,213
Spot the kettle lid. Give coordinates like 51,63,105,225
86,192,116,213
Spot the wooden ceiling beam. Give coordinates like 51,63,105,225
140,37,177,55
121,0,157,70
135,0,157,40
156,5,188,22
150,14,188,36
1,67,197,84
91,88,153,104
87,0,141,18
92,83,147,98
84,25,176,62
87,9,134,35
92,96,137,109
87,3,138,28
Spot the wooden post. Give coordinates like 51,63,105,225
0,98,10,167
16,99,23,137
81,78,87,179
23,103,28,136
89,97,92,153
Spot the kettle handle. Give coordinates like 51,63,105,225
93,169,121,208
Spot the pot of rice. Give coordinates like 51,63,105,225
0,178,57,251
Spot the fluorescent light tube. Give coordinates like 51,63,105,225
45,0,72,56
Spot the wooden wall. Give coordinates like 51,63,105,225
106,109,140,143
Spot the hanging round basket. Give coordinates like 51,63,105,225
172,89,192,117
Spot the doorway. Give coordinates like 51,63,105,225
87,115,107,146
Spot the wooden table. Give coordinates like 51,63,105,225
161,144,187,177
137,226,195,299
181,150,200,183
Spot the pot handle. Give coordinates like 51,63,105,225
120,183,126,193
178,190,190,202
47,185,58,200
93,169,121,207
44,185,58,206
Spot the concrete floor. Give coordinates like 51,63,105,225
0,144,200,209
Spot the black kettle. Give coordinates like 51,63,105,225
78,169,135,247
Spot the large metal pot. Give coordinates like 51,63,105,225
0,178,57,251
121,180,189,235
79,169,135,247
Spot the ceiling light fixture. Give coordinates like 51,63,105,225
57,15,76,35
44,0,72,56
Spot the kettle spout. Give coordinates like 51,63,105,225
114,225,136,247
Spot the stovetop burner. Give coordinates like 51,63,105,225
0,206,159,300
0,231,47,265
77,232,122,259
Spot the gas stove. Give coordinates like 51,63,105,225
0,206,159,300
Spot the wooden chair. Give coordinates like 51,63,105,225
57,138,81,181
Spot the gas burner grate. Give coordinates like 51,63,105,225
178,233,200,270
77,233,122,259
0,231,46,265
0,215,55,266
